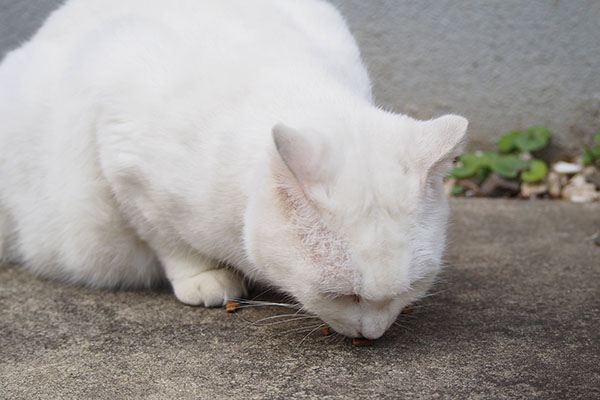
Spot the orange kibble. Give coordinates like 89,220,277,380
320,326,331,336
352,337,373,347
225,301,241,313
401,305,414,314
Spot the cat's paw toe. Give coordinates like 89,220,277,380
171,269,245,307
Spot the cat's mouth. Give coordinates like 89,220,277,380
300,303,394,340
310,315,358,338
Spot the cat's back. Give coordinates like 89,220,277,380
25,0,354,53
0,0,370,160
0,0,371,286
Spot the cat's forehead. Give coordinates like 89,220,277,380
317,140,422,216
310,186,417,299
335,116,422,186
314,212,413,300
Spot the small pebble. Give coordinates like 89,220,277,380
547,172,563,198
553,161,581,174
352,338,374,347
569,174,588,186
582,166,598,178
520,182,548,198
562,177,599,203
585,171,600,189
225,301,241,313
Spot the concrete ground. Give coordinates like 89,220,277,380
1,199,599,399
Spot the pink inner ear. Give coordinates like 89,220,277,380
275,182,358,296
272,123,324,187
416,115,468,177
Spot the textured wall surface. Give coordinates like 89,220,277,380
0,0,64,57
1,0,599,153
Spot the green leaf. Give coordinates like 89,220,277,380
477,166,492,183
451,165,476,179
463,152,499,167
459,153,483,168
451,185,465,196
491,154,529,178
522,159,548,182
498,131,522,152
514,126,551,153
529,126,552,141
452,152,488,178
582,142,600,166
453,151,500,179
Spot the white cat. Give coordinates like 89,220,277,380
0,0,467,339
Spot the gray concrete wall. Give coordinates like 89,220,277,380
0,0,64,56
1,0,599,154
329,0,600,154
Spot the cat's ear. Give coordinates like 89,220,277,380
415,115,468,178
272,123,328,187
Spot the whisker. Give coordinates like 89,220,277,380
231,299,302,310
256,316,321,327
250,287,274,300
248,313,315,324
297,323,328,347
407,303,441,310
276,323,325,337
421,288,450,298
397,313,417,319
393,321,415,333
333,333,346,344
409,302,438,307
325,331,343,342
243,315,321,327
235,304,291,310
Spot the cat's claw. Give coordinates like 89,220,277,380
170,269,245,307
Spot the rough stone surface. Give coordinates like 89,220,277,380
1,0,600,154
2,199,599,399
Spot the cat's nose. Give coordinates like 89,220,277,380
358,328,385,340
358,318,386,340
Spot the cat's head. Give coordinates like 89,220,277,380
244,111,467,339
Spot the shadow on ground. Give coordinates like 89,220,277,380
1,199,599,399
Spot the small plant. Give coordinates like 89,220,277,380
451,126,551,185
497,126,551,154
448,127,600,202
583,133,600,167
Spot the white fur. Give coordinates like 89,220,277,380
0,0,467,339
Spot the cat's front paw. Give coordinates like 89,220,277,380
170,269,245,307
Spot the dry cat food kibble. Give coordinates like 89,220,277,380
401,305,414,314
352,338,374,347
320,326,331,336
225,301,241,313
